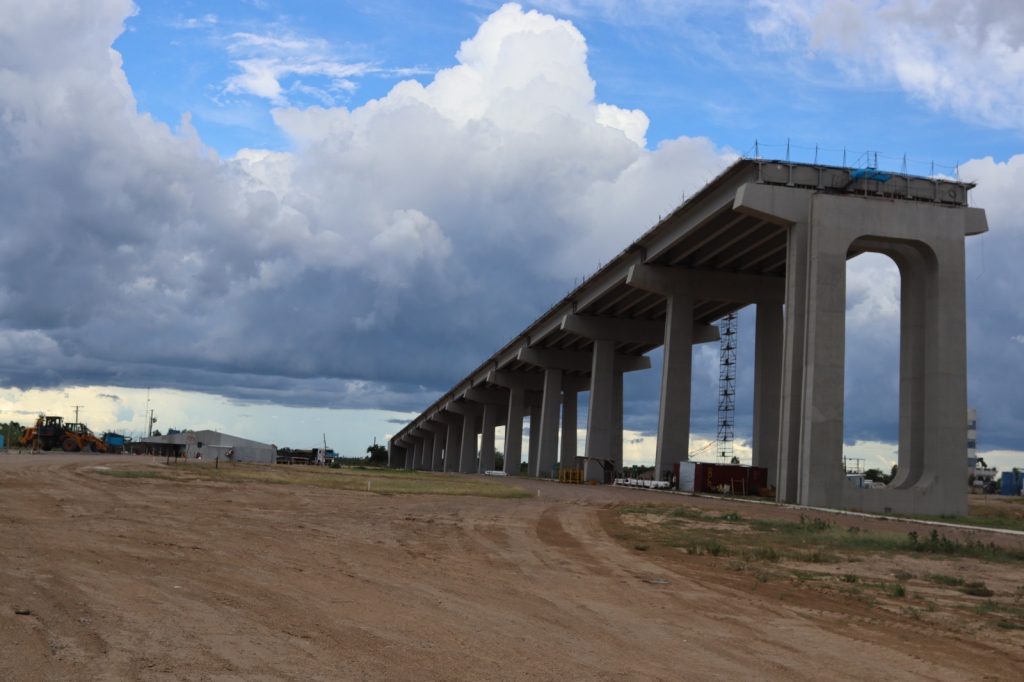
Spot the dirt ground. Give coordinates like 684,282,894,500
2,454,1023,681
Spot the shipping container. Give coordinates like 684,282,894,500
692,462,769,495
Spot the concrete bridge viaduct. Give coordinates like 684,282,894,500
389,158,987,516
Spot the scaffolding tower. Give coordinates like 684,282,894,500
717,312,738,462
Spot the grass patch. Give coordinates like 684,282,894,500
615,505,1024,566
92,463,532,499
902,498,1024,532
996,620,1024,630
961,581,995,597
927,574,965,587
882,582,907,598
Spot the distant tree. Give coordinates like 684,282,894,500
864,467,898,484
2,422,25,447
151,429,162,437
366,443,388,464
730,455,740,464
864,468,886,483
493,450,504,471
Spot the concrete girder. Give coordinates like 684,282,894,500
560,314,719,346
516,347,651,374
462,386,509,406
626,264,785,305
485,369,544,392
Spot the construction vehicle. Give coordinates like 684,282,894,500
20,416,108,453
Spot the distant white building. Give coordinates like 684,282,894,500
142,429,277,463
966,408,997,487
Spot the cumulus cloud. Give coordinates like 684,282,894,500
750,0,1024,131
223,30,371,105
0,1,730,413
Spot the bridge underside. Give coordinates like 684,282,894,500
390,159,987,516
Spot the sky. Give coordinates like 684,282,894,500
0,0,1021,470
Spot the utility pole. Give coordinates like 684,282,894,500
72,405,83,423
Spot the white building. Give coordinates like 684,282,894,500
142,430,277,463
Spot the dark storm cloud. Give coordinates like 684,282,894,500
0,2,729,415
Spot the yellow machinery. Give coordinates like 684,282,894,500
20,416,108,452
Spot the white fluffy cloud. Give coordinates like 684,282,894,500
0,1,730,411
751,0,1024,131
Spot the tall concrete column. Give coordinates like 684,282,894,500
733,185,816,503
504,385,525,475
445,401,484,474
420,434,433,470
612,367,624,472
536,368,562,477
407,440,419,470
388,442,403,469
560,386,578,471
584,338,616,482
459,411,479,474
752,302,783,483
479,403,498,472
624,265,702,481
653,293,694,478
431,427,445,472
892,247,926,489
444,418,462,473
527,398,541,477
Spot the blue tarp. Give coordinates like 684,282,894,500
850,168,893,182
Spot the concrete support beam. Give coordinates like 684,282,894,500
561,313,717,347
527,401,541,476
752,302,783,483
737,182,977,515
503,385,525,475
626,263,784,305
560,386,578,472
485,372,548,476
479,403,498,472
460,411,479,474
463,386,509,407
625,264,695,479
445,419,462,473
434,413,463,473
536,367,562,478
561,314,663,345
388,442,404,469
446,401,484,474
517,347,651,374
430,427,445,471
420,434,434,469
583,338,616,482
410,440,422,471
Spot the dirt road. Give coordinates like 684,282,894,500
1,454,1021,681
